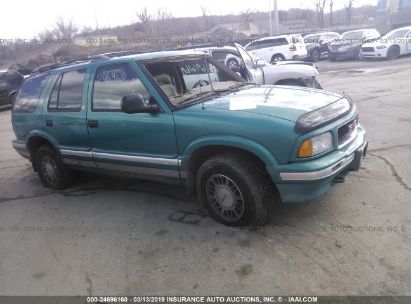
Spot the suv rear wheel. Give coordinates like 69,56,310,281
35,145,74,189
196,153,273,228
271,54,285,63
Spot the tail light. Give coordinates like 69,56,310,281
289,45,297,51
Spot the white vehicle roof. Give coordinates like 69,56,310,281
342,28,378,35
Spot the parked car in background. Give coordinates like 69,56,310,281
361,26,411,60
184,45,322,88
304,32,340,61
245,35,307,63
11,50,367,227
328,29,381,60
0,69,24,110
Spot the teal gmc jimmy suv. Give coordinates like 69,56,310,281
11,50,368,228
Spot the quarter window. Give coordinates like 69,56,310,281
13,74,50,113
92,63,150,111
48,69,86,111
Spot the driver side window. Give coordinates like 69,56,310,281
92,63,150,111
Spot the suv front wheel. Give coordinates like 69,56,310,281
196,153,273,228
35,145,74,189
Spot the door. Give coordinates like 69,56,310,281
86,62,180,181
234,43,264,84
42,68,93,166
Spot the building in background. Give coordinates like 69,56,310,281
377,0,411,32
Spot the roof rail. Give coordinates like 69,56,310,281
30,55,109,75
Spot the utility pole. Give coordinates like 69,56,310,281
269,0,272,35
269,0,279,36
274,0,279,35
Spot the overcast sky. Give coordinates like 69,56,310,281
1,0,377,39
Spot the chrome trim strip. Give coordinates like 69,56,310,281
61,158,97,168
280,154,355,181
97,162,179,178
93,152,179,166
60,149,93,158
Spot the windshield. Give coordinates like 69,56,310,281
383,29,409,39
144,56,246,108
304,34,322,44
341,31,363,40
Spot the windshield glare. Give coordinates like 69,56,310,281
304,34,322,43
342,31,363,40
384,29,409,39
144,57,245,108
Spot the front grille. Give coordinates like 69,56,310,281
330,46,339,52
338,117,358,147
362,47,374,52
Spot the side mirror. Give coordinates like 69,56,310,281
8,90,17,105
121,94,160,114
255,59,266,67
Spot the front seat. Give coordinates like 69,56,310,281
154,74,177,98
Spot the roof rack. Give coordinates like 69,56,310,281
30,55,109,75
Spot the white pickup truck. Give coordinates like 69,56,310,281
184,44,322,89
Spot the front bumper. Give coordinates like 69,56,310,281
328,49,358,60
12,140,30,159
271,127,367,203
361,49,388,59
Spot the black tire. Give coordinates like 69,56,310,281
311,49,321,62
226,58,240,71
271,54,285,63
35,145,74,189
386,46,400,60
196,153,273,228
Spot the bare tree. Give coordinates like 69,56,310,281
38,17,78,41
136,8,153,35
314,0,327,28
54,18,78,39
329,0,334,27
242,8,252,23
201,6,210,30
345,0,355,25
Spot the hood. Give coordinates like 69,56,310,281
272,61,314,67
260,61,318,81
189,85,343,122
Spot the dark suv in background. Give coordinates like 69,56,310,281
304,32,340,62
328,29,381,61
0,69,24,110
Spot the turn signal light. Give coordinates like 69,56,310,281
298,139,313,158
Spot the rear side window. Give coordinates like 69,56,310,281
13,74,50,113
247,38,289,51
48,69,86,111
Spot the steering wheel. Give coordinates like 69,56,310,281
192,80,209,88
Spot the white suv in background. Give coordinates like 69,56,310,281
245,35,308,63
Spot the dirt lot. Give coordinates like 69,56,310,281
0,56,410,296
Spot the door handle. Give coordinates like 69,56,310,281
45,120,53,127
88,120,99,128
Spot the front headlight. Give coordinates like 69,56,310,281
295,97,352,133
376,45,387,49
297,132,333,158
